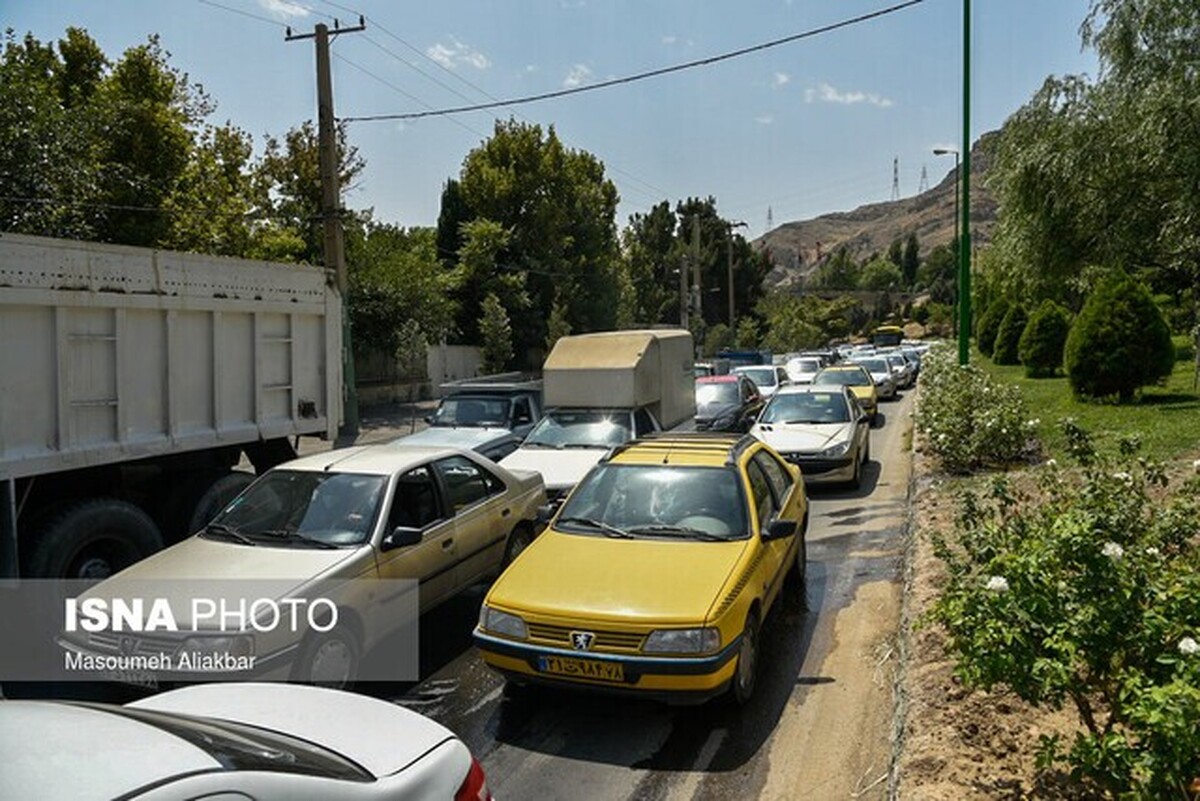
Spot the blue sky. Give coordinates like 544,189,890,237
7,0,1097,238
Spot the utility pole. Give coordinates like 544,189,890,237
690,215,702,325
287,16,366,440
891,157,900,202
679,253,689,330
726,221,748,330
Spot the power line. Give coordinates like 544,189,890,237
194,0,286,28
340,0,925,123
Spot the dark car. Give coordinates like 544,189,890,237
694,374,764,432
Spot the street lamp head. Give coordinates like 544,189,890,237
932,148,958,156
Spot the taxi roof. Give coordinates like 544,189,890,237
607,433,749,467
279,444,470,476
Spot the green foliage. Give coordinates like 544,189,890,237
1018,300,1072,377
1065,272,1175,401
703,323,735,357
544,292,572,353
735,318,760,349
916,244,957,305
808,247,859,290
479,293,513,373
992,304,1028,365
976,296,1011,358
756,291,859,351
930,428,1200,796
914,345,1039,472
902,233,920,287
455,119,621,354
857,257,904,291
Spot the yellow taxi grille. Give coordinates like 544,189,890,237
526,623,646,652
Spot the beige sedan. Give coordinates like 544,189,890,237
59,445,545,687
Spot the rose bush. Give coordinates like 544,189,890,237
929,425,1200,796
914,344,1039,473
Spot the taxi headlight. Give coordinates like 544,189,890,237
818,440,852,458
642,627,720,654
480,606,528,640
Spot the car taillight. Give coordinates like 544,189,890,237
454,756,492,801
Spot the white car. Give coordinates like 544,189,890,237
750,385,871,488
732,364,790,399
785,356,823,385
848,356,898,399
1,683,492,800
882,352,915,389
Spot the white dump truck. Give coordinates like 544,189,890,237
0,234,342,578
500,329,694,504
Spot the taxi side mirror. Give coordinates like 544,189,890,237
535,504,555,524
762,519,797,541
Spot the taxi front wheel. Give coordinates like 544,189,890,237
730,612,760,706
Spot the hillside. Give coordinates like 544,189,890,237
758,133,999,289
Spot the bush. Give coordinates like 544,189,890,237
1174,334,1195,364
1064,272,1175,401
976,296,1011,358
914,345,1039,472
1018,299,1072,377
930,428,1200,796
992,304,1028,365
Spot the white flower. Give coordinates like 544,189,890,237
1145,546,1160,557
1112,472,1132,483
1102,542,1125,560
1193,459,1200,474
1179,637,1200,656
985,575,1010,593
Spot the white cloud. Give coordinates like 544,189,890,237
563,63,592,88
425,37,491,71
662,35,677,45
259,0,308,19
773,72,790,88
804,82,894,108
755,114,775,125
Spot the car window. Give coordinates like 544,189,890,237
211,470,385,546
745,459,778,528
512,396,533,426
741,378,758,402
433,455,498,512
761,391,850,424
754,450,794,507
634,408,656,436
387,465,443,531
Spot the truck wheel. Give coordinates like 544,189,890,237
26,499,163,579
185,471,256,536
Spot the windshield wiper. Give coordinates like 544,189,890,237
202,522,257,546
627,524,727,542
557,516,634,539
255,529,342,549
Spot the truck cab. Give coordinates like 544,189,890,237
390,375,543,463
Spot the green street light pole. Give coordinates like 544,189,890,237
959,0,972,365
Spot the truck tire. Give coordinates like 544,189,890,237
26,499,164,579
185,471,256,536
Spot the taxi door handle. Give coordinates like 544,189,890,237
501,508,511,517
442,538,454,550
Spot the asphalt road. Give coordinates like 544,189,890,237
368,391,916,801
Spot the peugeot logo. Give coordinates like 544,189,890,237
570,631,595,651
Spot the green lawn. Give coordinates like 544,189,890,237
973,349,1200,463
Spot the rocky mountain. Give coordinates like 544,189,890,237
757,133,999,289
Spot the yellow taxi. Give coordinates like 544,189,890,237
474,433,808,704
812,364,879,421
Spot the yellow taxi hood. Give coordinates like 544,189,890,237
486,529,750,625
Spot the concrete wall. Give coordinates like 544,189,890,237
426,344,483,397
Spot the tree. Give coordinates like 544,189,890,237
902,233,920,287
479,293,514,373
887,238,903,267
704,323,735,356
977,296,1012,358
735,318,760,349
618,200,680,327
1064,272,1175,401
858,257,903,291
453,119,621,355
1018,300,1072,377
992,304,1028,365
809,247,859,290
545,291,572,352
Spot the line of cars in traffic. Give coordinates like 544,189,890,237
4,331,926,798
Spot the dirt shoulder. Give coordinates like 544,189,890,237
891,453,1084,800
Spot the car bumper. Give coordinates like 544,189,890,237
781,455,856,483
474,630,740,702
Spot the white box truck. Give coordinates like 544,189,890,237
500,329,694,504
0,234,342,578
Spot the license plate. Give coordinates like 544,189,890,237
108,670,159,689
537,655,624,682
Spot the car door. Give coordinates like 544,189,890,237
745,454,793,609
374,464,461,612
511,395,537,439
432,454,511,588
740,377,764,429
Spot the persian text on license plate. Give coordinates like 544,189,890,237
537,655,624,682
